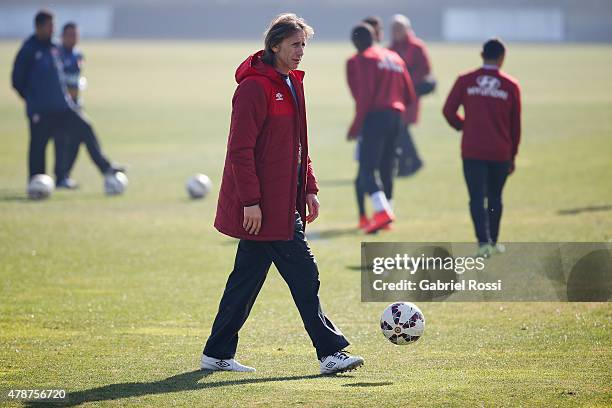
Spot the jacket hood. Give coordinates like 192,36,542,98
391,31,419,49
235,50,305,84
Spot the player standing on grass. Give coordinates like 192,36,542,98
352,16,383,229
442,38,522,257
390,14,435,177
56,22,85,189
11,10,124,189
346,24,415,233
200,13,364,374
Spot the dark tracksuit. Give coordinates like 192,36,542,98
203,212,349,360
462,160,510,244
58,46,84,179
359,110,402,196
396,125,422,175
11,35,111,180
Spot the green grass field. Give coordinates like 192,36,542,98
0,41,611,407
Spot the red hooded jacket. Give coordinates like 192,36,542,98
346,46,415,139
390,32,432,124
214,51,319,241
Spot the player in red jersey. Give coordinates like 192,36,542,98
443,38,522,256
346,24,415,233
353,16,383,229
390,14,435,177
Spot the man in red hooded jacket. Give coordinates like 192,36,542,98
390,14,435,177
201,14,364,375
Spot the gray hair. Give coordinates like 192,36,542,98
262,13,314,65
391,14,411,29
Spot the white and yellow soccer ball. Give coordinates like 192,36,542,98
27,174,55,200
104,172,128,196
186,174,212,199
380,302,425,345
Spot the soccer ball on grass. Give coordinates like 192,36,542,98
104,172,128,196
28,174,55,200
186,174,212,199
380,302,425,345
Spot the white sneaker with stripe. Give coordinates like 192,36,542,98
320,351,364,375
200,354,256,372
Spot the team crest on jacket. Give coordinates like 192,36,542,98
275,92,284,101
468,75,508,100
476,75,501,90
377,55,404,73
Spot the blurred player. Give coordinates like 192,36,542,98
201,14,364,375
11,10,123,188
390,14,435,177
57,22,85,189
60,22,84,106
352,16,383,229
442,38,522,256
363,15,383,42
346,24,415,233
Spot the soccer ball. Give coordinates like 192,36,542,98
27,174,55,200
380,302,425,345
104,172,128,195
186,174,212,199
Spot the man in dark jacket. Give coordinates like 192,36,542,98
11,10,122,189
201,14,364,375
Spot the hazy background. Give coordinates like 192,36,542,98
1,1,611,406
1,0,612,42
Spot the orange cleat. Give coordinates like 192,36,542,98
358,215,369,230
364,210,394,234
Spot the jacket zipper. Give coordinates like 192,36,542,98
285,75,301,240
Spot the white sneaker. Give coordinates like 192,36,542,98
491,243,506,255
320,351,364,375
200,354,256,372
475,244,494,258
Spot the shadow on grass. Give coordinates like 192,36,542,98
557,204,612,215
306,227,359,240
220,228,359,243
25,370,346,407
0,188,79,203
0,188,29,202
217,225,360,245
343,381,393,387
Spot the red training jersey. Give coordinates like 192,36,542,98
390,32,432,124
443,66,522,162
346,46,415,139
